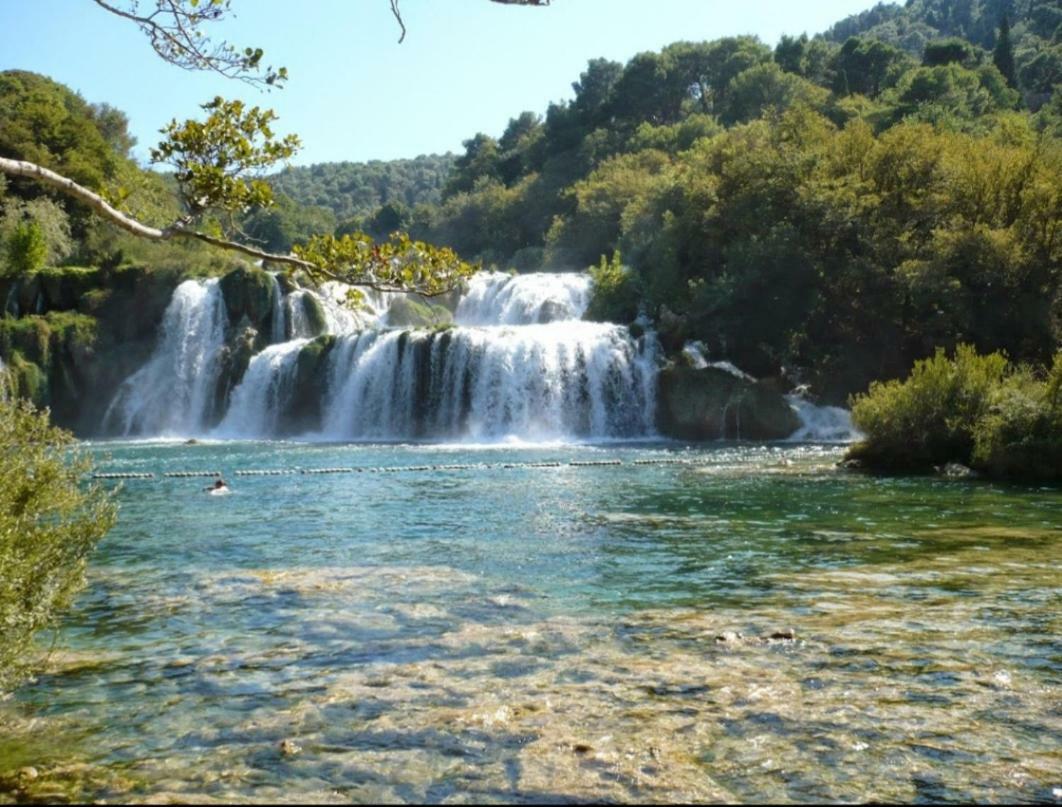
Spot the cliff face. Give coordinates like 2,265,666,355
0,263,269,435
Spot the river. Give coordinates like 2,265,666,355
2,439,1059,803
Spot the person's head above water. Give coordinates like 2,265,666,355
214,479,226,489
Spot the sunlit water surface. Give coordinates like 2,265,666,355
1,441,1060,803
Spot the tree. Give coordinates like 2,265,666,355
89,0,288,87
443,133,503,198
993,14,1018,88
719,62,829,125
923,37,979,68
0,197,73,274
0,391,117,691
775,34,808,75
832,36,913,96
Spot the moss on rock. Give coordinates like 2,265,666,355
5,352,47,408
219,266,278,336
283,335,337,433
387,297,453,329
299,292,330,338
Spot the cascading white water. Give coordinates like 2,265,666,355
104,279,228,436
270,275,286,344
213,339,309,439
206,270,656,441
455,272,591,325
786,396,862,442
319,323,656,441
285,291,314,340
101,270,868,443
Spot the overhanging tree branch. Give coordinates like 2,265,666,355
90,0,288,87
389,0,550,42
0,157,473,296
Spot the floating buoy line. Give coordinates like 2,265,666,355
91,456,711,481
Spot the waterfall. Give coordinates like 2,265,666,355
104,279,228,437
98,269,874,444
319,323,656,442
270,275,286,344
786,396,862,443
213,340,309,439
104,271,659,442
285,291,313,339
455,272,591,325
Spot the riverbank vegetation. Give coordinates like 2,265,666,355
0,384,116,691
848,345,1062,481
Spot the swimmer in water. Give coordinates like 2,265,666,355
205,478,231,494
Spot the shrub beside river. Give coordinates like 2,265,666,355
847,345,1062,483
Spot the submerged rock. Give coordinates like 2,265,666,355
716,628,797,644
656,365,801,441
18,767,39,784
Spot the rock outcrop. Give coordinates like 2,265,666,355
656,365,800,441
0,262,270,434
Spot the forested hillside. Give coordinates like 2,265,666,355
0,70,232,274
267,155,455,220
396,0,1060,401
824,0,1059,107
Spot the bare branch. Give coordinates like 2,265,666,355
90,0,287,88
389,0,550,43
390,0,406,44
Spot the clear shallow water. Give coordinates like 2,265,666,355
2,441,1060,803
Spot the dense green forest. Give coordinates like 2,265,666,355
824,0,1060,106
380,0,1059,401
1,0,1060,406
267,155,455,223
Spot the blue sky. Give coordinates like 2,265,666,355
2,0,882,165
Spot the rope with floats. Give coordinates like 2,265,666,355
93,456,708,480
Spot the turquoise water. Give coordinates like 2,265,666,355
2,441,1060,803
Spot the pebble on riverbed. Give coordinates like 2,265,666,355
715,629,797,644
17,767,39,785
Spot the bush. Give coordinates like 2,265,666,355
849,345,1062,481
0,383,116,691
849,345,1007,470
971,355,1062,480
585,251,642,324
4,220,47,277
